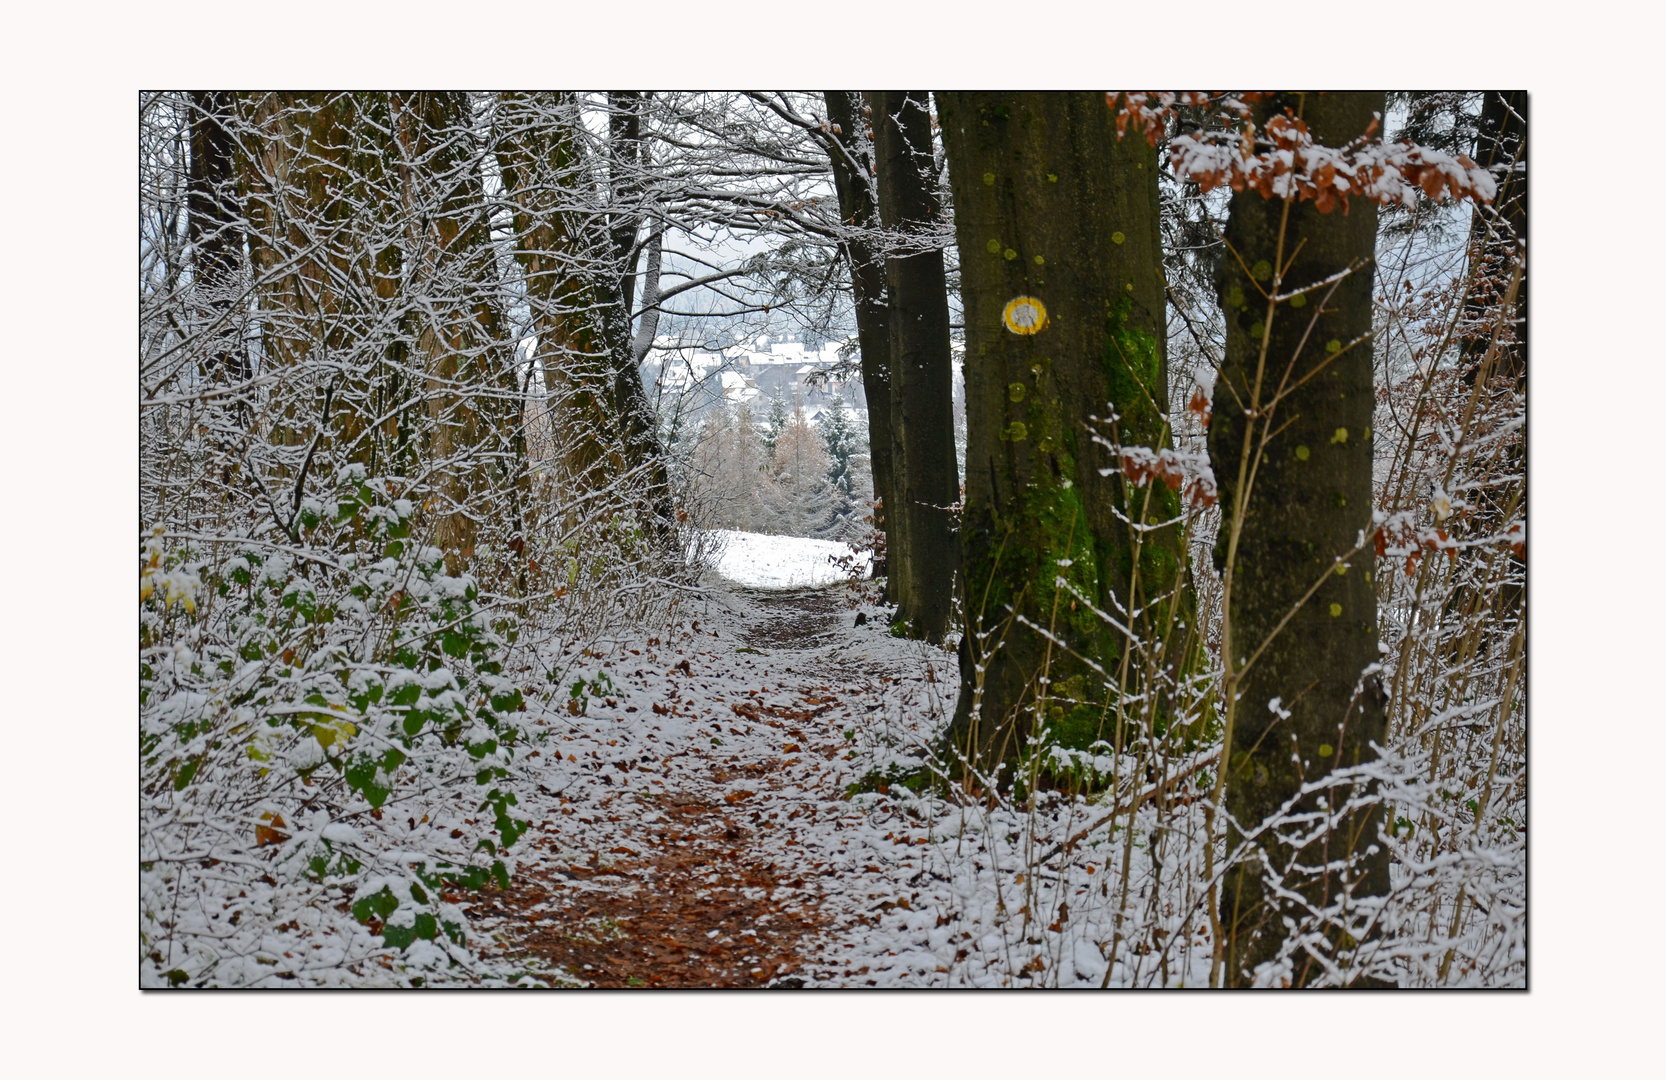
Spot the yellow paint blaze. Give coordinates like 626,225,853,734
1002,296,1048,335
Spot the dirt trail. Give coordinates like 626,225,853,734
492,787,826,987
737,587,843,651
479,584,911,988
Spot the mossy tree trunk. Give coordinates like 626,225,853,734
823,90,897,589
1208,92,1392,988
871,91,959,642
937,92,1189,773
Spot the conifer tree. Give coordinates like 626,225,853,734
822,394,856,499
763,389,788,457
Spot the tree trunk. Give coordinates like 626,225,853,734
871,91,958,642
235,93,524,569
937,91,1187,773
1463,91,1526,388
823,91,897,588
494,92,625,506
601,91,674,537
1208,91,1392,988
188,91,248,386
1456,92,1528,683
390,91,525,570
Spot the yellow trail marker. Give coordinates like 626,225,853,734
1002,296,1048,335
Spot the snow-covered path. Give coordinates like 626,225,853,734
467,559,960,986
465,532,1202,988
704,529,871,591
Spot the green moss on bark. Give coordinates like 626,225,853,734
940,92,1199,776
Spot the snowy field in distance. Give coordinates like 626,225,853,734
703,529,869,590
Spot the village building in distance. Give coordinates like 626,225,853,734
645,332,868,431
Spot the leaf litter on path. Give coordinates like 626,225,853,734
471,576,957,987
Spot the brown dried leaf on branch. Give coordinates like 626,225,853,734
1108,93,1496,213
1373,510,1465,572
1186,385,1213,429
1115,446,1217,509
255,812,289,847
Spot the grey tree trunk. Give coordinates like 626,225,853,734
602,91,674,537
188,91,248,387
823,91,896,588
937,91,1187,774
1208,91,1393,988
871,91,958,642
1464,91,1527,388
494,92,622,504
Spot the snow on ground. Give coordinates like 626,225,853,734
451,528,1209,988
703,529,869,590
463,567,954,985
146,527,1208,988
144,524,1203,987
138,528,1509,988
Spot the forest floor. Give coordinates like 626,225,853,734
465,546,965,988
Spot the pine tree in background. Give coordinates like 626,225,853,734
821,394,859,537
822,395,856,498
767,404,839,538
763,390,788,457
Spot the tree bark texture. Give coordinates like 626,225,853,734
937,91,1185,770
823,90,897,589
1209,92,1392,988
1463,91,1526,388
235,92,524,568
871,91,959,642
188,91,249,387
495,92,626,507
1453,92,1528,674
601,90,674,536
392,91,527,569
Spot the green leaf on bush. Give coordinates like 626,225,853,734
352,886,399,925
446,866,488,891
345,753,392,808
